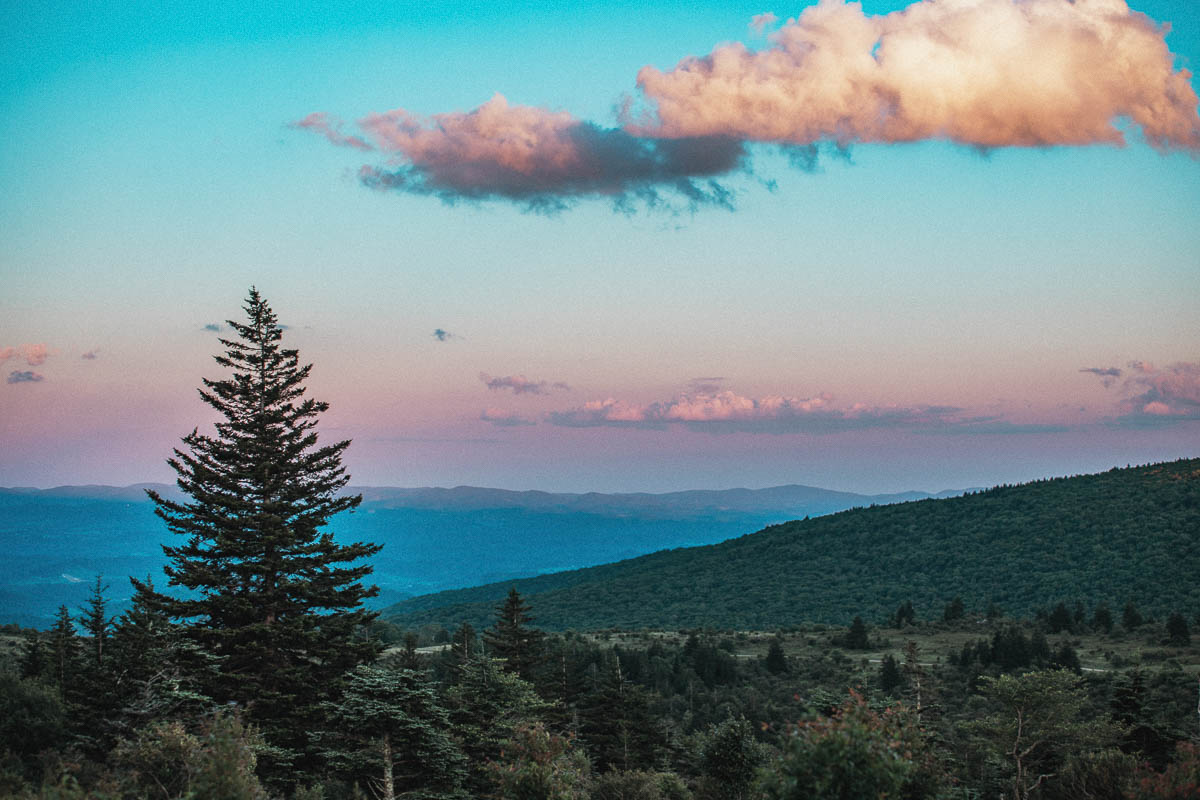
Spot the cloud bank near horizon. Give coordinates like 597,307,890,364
296,0,1199,210
542,389,1059,435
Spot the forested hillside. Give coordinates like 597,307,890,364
385,459,1200,631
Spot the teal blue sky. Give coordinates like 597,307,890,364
2,0,1198,493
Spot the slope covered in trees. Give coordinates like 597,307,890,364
385,458,1200,631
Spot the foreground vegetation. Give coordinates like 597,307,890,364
3,590,1200,798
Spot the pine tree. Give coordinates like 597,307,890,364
879,654,903,695
1122,601,1143,631
484,588,546,681
764,637,788,675
1165,612,1190,646
143,288,382,773
317,664,466,800
844,616,870,650
48,605,79,691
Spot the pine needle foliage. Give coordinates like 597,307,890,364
143,288,382,770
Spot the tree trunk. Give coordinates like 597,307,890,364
381,732,395,800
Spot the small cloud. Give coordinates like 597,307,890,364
1,343,51,366
81,349,100,360
1112,361,1200,425
749,12,778,34
290,112,374,151
7,370,45,384
481,408,537,427
433,328,455,342
1080,366,1122,388
480,372,569,395
203,323,222,332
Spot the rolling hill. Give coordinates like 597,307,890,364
0,481,957,627
383,459,1200,632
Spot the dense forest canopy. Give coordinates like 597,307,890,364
385,458,1200,632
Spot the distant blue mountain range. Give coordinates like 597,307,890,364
0,482,964,628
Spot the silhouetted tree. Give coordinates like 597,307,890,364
1164,612,1190,646
943,596,965,622
1123,601,1143,631
484,588,545,681
142,288,381,776
764,637,788,675
844,616,870,650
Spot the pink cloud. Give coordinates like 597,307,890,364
290,112,374,151
1,343,52,366
633,0,1200,150
296,0,1198,209
750,12,779,34
1094,360,1200,423
547,389,987,434
353,94,743,210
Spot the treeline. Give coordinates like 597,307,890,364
3,586,1199,799
384,458,1200,632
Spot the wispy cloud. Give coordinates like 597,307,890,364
481,408,537,427
297,0,1199,210
81,349,100,360
7,370,45,384
202,323,223,332
1081,366,1122,388
289,112,374,151
480,372,569,395
0,343,51,367
749,12,779,35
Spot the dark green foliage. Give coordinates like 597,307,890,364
891,600,916,628
763,637,788,675
143,289,381,772
387,460,1200,632
591,770,692,800
484,588,546,681
694,716,767,800
0,673,65,781
1093,603,1114,634
1164,612,1190,646
942,596,965,623
485,723,590,800
879,654,903,695
444,656,547,794
843,616,869,650
757,693,924,800
1050,641,1082,674
971,670,1121,800
1048,602,1074,634
1124,600,1145,630
316,664,466,799
48,606,78,691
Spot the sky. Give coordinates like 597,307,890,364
1,0,1198,494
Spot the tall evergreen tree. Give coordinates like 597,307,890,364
142,288,382,773
484,588,546,681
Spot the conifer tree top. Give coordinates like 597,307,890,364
144,288,381,771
